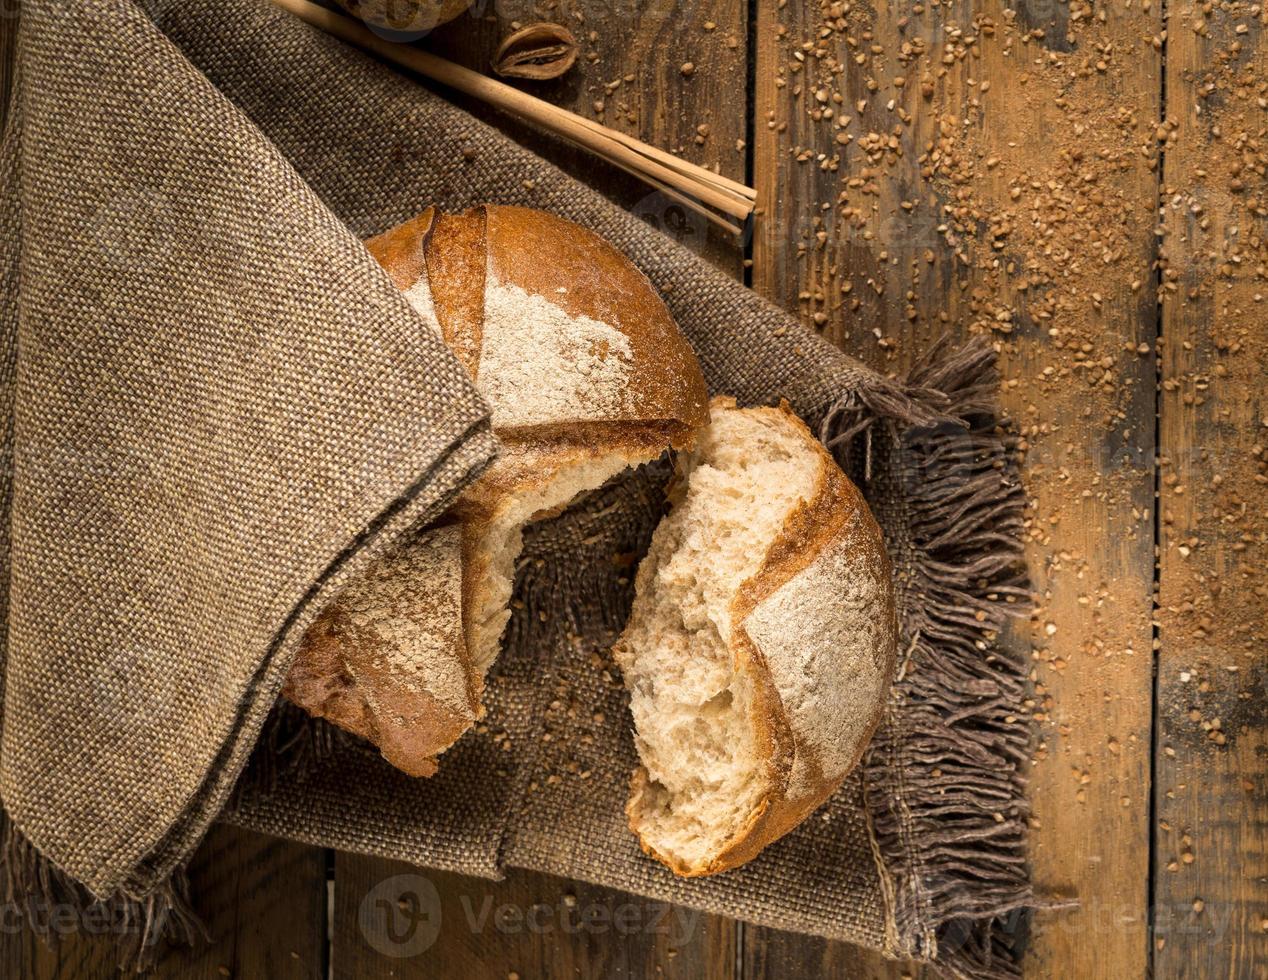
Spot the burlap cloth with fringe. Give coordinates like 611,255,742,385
0,2,1035,976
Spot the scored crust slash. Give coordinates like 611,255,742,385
284,205,898,874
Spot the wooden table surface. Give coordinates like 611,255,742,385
2,1,1265,977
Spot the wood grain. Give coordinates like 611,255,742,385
750,0,1160,976
0,826,326,980
158,826,327,980
742,926,930,980
1153,1,1268,973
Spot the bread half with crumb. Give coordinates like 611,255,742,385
613,398,897,876
285,205,709,775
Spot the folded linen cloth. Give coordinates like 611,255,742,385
0,2,1034,976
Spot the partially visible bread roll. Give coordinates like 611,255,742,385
285,205,709,776
282,524,473,778
332,0,473,34
613,398,897,876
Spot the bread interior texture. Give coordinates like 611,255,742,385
467,449,649,675
616,407,818,870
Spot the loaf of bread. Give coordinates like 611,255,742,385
613,398,897,876
284,205,709,776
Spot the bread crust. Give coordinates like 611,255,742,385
287,206,709,776
366,205,708,441
480,206,709,435
365,208,434,293
628,398,897,876
422,209,487,376
282,524,477,778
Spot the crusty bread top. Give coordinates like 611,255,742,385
365,205,708,438
733,401,896,799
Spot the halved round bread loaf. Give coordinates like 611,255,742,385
284,205,709,776
612,397,897,876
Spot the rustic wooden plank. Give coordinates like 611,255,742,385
426,0,748,275
1153,3,1268,974
0,826,326,980
331,2,748,977
151,825,328,979
742,926,930,980
750,0,1161,977
335,853,736,979
0,914,116,980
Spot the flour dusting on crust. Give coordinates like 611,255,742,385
338,524,468,715
477,279,633,429
744,516,893,797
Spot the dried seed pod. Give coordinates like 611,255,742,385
492,23,579,80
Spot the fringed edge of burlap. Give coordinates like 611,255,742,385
0,338,1037,973
237,697,358,796
825,337,1037,979
0,808,209,971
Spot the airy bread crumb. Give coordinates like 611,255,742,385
616,407,815,868
615,399,896,875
